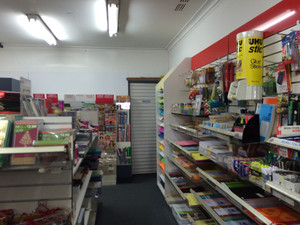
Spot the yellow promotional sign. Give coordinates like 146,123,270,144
236,38,245,79
236,31,263,85
245,36,263,85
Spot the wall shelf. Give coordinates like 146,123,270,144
196,167,273,225
266,137,300,151
165,172,187,201
190,189,226,225
198,125,239,142
167,155,194,179
170,123,211,139
166,138,193,156
265,181,300,205
171,112,208,118
170,123,198,138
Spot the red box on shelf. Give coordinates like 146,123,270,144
96,94,114,104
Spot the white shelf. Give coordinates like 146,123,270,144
198,125,239,142
159,173,165,183
170,123,198,138
190,189,226,225
87,198,98,225
84,210,91,225
157,182,165,196
87,212,97,225
83,198,92,225
167,155,194,178
0,146,66,154
73,136,97,176
266,137,300,151
165,172,186,201
159,149,165,157
73,158,84,176
187,215,195,225
196,167,273,225
265,181,300,204
166,138,192,156
73,171,92,225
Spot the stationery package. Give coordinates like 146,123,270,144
11,120,40,165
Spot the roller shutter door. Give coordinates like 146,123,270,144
129,82,157,174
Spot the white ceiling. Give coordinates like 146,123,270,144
0,0,210,49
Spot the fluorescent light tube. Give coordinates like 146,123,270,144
95,0,108,31
256,11,296,31
27,14,57,45
108,3,119,37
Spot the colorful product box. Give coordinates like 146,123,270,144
256,205,300,224
11,120,39,165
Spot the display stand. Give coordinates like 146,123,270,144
98,103,117,185
116,97,132,183
0,116,99,225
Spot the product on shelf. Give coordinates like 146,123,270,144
0,91,20,114
11,120,41,165
171,203,207,225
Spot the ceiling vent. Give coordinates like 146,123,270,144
175,3,186,11
180,0,189,2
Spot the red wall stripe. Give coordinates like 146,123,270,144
192,0,300,70
191,36,228,71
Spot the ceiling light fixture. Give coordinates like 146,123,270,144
107,1,119,37
255,10,296,31
26,14,58,45
95,0,108,31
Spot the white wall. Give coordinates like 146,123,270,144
168,0,282,69
0,0,282,98
0,46,168,98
